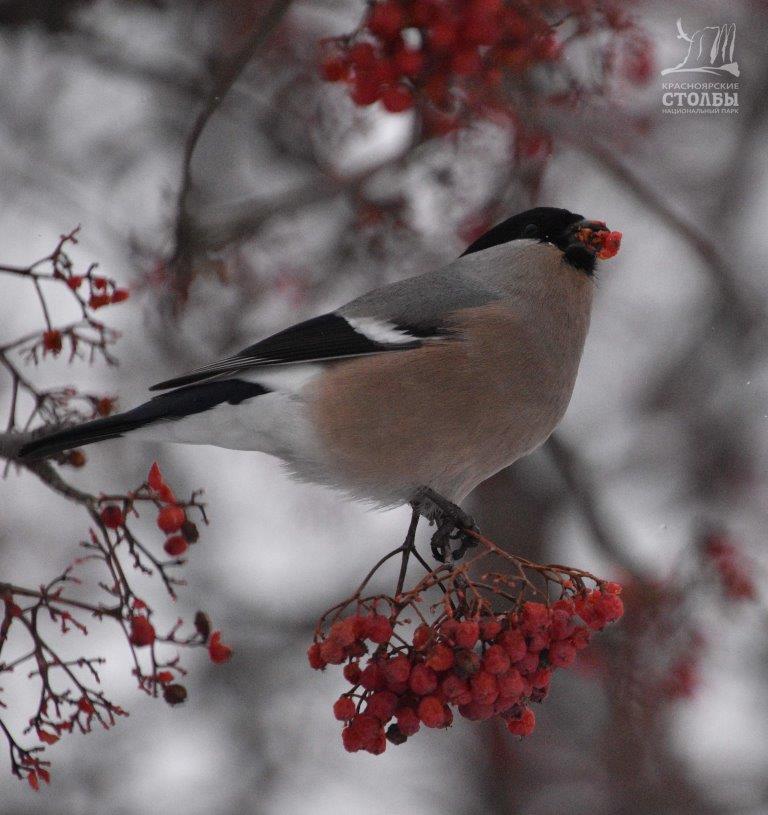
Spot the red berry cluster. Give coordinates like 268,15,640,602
309,586,623,754
98,463,199,558
320,0,651,121
147,462,198,557
56,266,129,309
702,533,756,601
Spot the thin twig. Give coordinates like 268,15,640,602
170,0,295,290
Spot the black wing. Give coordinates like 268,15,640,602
150,313,447,391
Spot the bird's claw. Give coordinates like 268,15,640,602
410,487,479,563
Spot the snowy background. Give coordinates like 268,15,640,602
1,1,767,813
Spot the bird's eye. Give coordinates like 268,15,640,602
521,224,539,238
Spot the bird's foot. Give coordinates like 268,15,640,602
410,487,479,563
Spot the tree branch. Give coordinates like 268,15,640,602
170,0,295,293
547,433,646,576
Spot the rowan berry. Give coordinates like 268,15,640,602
382,84,414,113
366,691,398,722
381,654,411,685
395,705,421,736
156,505,186,534
100,505,124,529
364,614,393,643
208,631,232,664
128,616,155,647
482,644,511,675
497,628,526,661
164,536,188,557
470,670,499,705
333,696,357,721
417,695,445,727
409,663,438,695
455,619,480,648
506,707,536,737
425,643,454,672
307,642,325,669
42,330,62,354
343,661,362,684
548,639,577,668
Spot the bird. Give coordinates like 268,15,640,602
18,207,621,557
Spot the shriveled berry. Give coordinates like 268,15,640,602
453,648,481,677
163,684,187,705
386,723,408,745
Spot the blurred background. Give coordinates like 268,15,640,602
1,0,767,812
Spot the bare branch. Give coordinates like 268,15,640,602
170,0,295,295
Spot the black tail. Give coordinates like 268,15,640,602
17,379,269,460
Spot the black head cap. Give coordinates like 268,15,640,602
461,207,596,273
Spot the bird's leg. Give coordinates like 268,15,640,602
411,487,479,563
395,507,420,598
